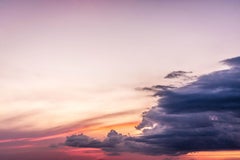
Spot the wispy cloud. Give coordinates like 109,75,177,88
164,71,192,79
0,110,40,124
0,109,140,144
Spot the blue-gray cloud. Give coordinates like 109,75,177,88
164,71,192,79
65,56,240,156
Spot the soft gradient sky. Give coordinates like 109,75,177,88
1,0,240,160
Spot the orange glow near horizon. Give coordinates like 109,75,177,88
0,120,140,144
187,151,240,160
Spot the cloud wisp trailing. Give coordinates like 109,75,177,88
164,71,192,79
65,56,240,156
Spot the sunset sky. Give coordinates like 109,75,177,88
1,1,240,160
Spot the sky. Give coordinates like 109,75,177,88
0,0,240,160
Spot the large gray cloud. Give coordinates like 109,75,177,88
65,56,240,155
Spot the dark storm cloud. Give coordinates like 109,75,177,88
65,56,240,156
222,56,240,67
156,66,240,114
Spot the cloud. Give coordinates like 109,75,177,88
136,85,175,92
164,71,192,79
65,56,240,156
0,109,140,142
0,110,41,124
222,56,240,67
66,133,103,148
66,130,161,156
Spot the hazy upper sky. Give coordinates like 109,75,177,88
1,0,240,160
